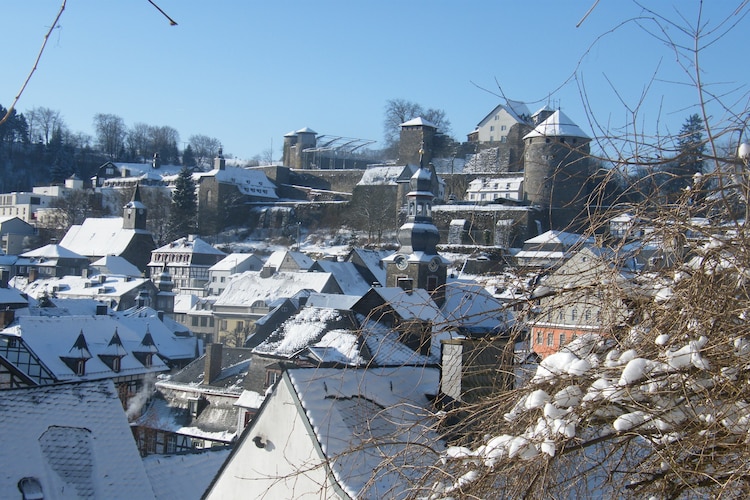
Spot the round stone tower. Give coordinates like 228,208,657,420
523,110,591,212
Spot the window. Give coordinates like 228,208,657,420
200,317,208,327
220,276,225,283
585,309,591,321
547,333,553,346
166,435,176,454
571,308,578,321
265,370,280,388
559,333,566,346
192,317,199,327
112,356,121,373
536,331,543,344
76,359,86,376
220,320,227,330
501,125,507,131
490,125,495,131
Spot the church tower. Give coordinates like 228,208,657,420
383,152,448,305
123,184,147,231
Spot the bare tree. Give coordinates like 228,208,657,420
126,122,152,162
93,113,126,160
189,134,222,169
26,107,64,145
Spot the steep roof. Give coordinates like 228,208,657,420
0,379,155,499
441,280,513,334
523,109,590,139
144,449,230,500
310,260,371,296
287,366,441,498
60,217,154,258
1,312,196,382
253,306,357,359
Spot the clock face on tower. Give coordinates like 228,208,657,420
428,256,441,272
394,254,408,270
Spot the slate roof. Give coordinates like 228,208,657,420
144,449,230,500
1,312,196,382
0,379,156,499
309,260,371,296
253,306,358,359
441,280,513,335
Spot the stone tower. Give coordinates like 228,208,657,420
123,184,147,231
383,157,448,305
282,127,317,169
522,110,591,229
398,117,436,166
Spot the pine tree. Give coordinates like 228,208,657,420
165,167,197,241
677,113,706,178
182,144,197,168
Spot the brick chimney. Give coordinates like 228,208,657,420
204,343,223,385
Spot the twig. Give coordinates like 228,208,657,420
0,0,66,127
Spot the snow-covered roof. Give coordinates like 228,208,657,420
193,166,278,200
213,270,334,307
306,330,365,365
91,255,142,277
144,449,230,500
356,165,406,186
2,313,196,382
442,280,512,334
311,260,370,296
60,217,150,258
209,253,263,272
153,236,226,256
523,229,587,247
400,117,437,128
287,366,441,498
346,247,392,286
306,292,362,310
21,243,86,260
0,379,155,499
264,250,313,271
253,306,351,358
14,274,153,306
523,110,590,139
366,287,445,323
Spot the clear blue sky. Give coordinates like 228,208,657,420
3,1,748,161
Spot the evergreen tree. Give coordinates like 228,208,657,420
677,113,706,177
182,144,197,168
166,167,197,241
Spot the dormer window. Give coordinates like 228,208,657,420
61,330,92,376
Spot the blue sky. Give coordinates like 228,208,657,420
3,1,748,161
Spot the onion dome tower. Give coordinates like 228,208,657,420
383,148,448,305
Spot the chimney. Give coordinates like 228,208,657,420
204,343,223,385
0,308,15,328
439,337,513,405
